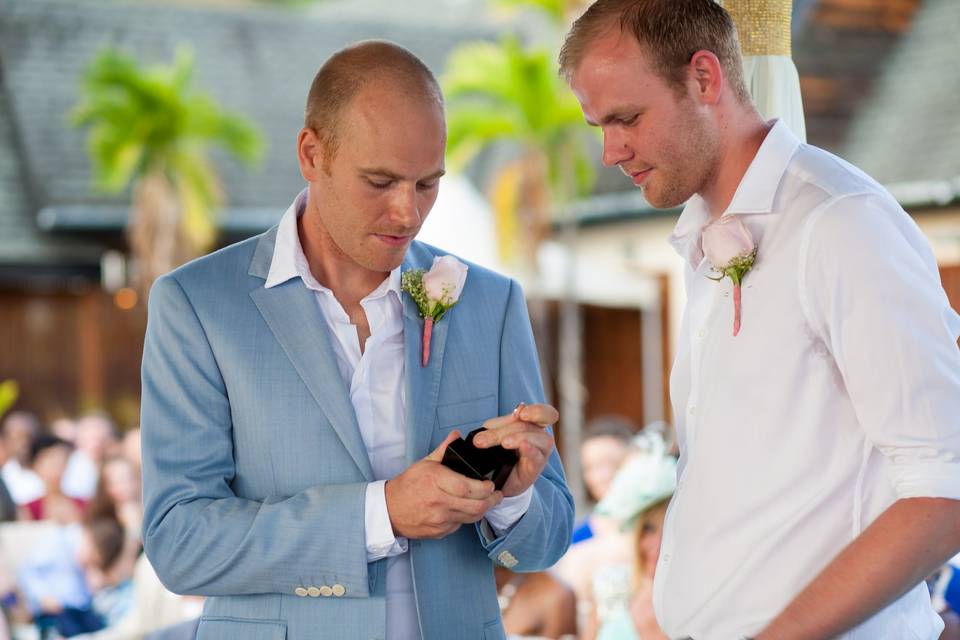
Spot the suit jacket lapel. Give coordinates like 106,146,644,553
248,229,375,481
403,247,451,464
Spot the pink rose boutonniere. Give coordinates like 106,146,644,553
702,216,757,337
401,256,469,366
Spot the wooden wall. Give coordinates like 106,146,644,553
0,288,145,427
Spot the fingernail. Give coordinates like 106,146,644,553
513,402,525,417
503,437,515,447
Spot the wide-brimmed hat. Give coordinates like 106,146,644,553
595,424,677,530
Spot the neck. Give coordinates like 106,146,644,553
700,108,772,219
297,210,390,308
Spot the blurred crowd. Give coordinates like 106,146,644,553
1,408,956,640
0,411,201,640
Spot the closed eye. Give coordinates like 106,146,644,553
367,178,393,189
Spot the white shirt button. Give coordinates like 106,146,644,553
307,586,321,597
332,584,346,597
698,329,706,338
689,405,697,415
294,587,308,597
319,585,334,597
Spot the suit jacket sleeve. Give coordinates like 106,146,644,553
475,279,574,570
140,274,371,598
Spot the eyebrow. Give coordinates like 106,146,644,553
360,167,446,181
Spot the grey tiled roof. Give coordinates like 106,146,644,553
0,83,102,267
841,0,960,186
0,0,496,266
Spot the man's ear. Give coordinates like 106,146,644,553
689,50,724,106
297,127,328,181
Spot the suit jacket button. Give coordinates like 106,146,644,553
332,584,346,597
319,585,334,597
294,587,309,597
497,550,518,568
307,586,321,597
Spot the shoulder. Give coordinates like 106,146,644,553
786,143,891,206
152,231,268,300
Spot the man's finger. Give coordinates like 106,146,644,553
425,429,461,463
479,412,520,432
516,402,559,426
474,422,553,448
434,466,495,499
445,492,504,521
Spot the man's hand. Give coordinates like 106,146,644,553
473,403,559,497
385,430,503,539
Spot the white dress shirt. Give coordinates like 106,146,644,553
265,192,532,639
654,120,960,640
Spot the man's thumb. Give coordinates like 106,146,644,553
426,429,461,462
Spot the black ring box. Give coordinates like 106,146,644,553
440,428,518,490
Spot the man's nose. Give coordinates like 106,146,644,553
389,184,422,229
601,129,632,167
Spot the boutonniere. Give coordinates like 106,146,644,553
702,216,757,337
401,256,469,366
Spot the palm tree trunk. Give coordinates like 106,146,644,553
129,169,187,298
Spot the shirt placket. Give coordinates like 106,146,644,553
684,258,721,452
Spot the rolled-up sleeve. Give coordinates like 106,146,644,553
801,192,960,500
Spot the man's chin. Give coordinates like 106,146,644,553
640,186,688,210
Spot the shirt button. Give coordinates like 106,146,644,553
319,585,334,597
688,405,696,415
332,584,346,597
698,329,706,338
306,586,321,597
662,553,671,562
294,587,308,597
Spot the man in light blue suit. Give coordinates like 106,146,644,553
140,41,574,640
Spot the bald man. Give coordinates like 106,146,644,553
140,41,573,640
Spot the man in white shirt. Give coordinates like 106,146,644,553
561,1,960,638
140,41,574,640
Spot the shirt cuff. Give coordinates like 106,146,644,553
484,485,534,538
364,481,408,562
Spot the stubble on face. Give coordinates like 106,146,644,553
639,95,720,209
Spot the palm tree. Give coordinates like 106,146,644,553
71,47,262,296
443,19,597,511
443,36,596,266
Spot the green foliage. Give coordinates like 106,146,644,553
443,37,596,204
493,0,569,25
72,47,260,193
71,47,262,251
0,381,18,420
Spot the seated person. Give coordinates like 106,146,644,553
495,564,576,639
23,435,86,524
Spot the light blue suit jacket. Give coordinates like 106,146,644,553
140,226,574,640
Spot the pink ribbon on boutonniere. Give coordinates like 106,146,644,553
401,256,468,366
702,216,757,337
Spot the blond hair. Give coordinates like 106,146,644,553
559,0,750,103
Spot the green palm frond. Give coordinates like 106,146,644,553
443,36,595,202
494,0,570,25
71,47,264,292
71,47,262,195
